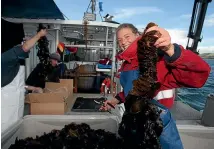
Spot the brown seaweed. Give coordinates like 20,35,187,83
36,24,52,79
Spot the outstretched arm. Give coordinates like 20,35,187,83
145,26,210,89
22,29,47,52
2,29,47,64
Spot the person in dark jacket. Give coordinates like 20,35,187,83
26,52,67,88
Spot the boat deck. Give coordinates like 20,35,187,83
170,100,202,120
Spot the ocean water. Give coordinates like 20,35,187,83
177,59,214,111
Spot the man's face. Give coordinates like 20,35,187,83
50,59,58,67
117,28,139,51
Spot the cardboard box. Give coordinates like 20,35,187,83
45,79,73,95
25,79,74,115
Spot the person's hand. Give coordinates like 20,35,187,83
32,87,43,93
25,86,43,93
37,29,47,38
145,26,174,56
99,98,119,111
25,85,36,91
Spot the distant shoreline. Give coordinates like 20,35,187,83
200,53,214,59
201,57,214,59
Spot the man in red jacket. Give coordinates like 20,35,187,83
100,76,117,96
100,76,111,95
100,23,210,110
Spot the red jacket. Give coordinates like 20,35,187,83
115,37,211,108
100,79,111,93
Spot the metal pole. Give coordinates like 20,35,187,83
65,44,113,49
105,27,109,46
111,28,117,93
56,29,59,52
91,0,96,14
25,58,31,79
105,27,109,59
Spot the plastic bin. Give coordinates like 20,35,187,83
1,115,120,149
72,97,107,112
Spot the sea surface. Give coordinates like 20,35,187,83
177,59,214,111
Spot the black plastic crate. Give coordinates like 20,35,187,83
72,97,106,112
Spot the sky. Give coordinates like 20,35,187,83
54,0,214,53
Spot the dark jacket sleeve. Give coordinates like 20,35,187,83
2,45,29,64
47,66,60,83
1,45,29,87
26,63,46,88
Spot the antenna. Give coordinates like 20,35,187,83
84,0,96,21
91,0,96,14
